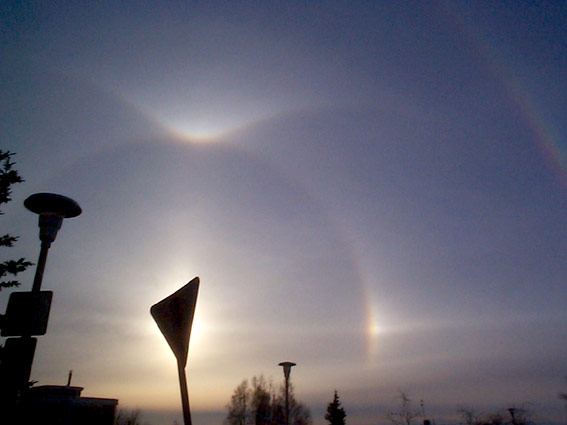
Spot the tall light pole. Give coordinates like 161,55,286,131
0,193,81,413
508,408,517,425
24,193,82,292
279,361,296,425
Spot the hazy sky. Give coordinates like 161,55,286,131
1,1,566,424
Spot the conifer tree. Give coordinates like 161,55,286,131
325,391,346,425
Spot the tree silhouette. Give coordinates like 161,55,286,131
457,406,483,425
0,150,32,290
559,376,567,419
325,390,346,425
505,405,534,425
387,391,420,425
114,408,145,425
282,382,311,425
225,376,311,425
226,379,250,425
456,404,534,425
251,375,273,425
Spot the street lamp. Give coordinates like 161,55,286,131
279,361,296,425
24,193,82,292
0,193,82,407
507,408,517,425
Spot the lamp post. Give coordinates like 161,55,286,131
0,193,81,415
278,361,296,425
24,193,82,292
508,408,517,425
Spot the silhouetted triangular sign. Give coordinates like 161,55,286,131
151,277,199,367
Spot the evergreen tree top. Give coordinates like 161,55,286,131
325,390,346,425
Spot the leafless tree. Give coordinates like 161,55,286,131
114,409,149,425
225,376,311,425
457,406,483,425
456,404,534,425
505,405,534,425
251,375,274,425
387,391,420,425
226,380,250,425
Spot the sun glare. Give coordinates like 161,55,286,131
369,321,382,336
158,115,242,144
144,306,209,366
169,124,226,143
366,310,383,363
155,106,285,144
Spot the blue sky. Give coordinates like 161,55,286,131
1,1,567,424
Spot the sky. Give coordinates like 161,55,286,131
1,1,566,424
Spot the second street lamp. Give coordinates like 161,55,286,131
279,361,296,425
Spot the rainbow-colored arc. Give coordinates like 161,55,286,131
440,1,566,190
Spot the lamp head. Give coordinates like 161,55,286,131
278,361,296,380
24,193,82,244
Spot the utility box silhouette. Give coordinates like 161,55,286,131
1,291,53,336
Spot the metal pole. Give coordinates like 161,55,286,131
285,374,289,425
178,360,192,425
278,362,295,425
31,242,50,293
508,408,517,425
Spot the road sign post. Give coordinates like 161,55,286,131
151,277,200,425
